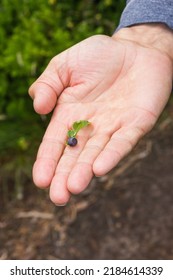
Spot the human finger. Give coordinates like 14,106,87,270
32,120,67,188
49,134,89,205
67,134,110,194
28,57,67,114
93,126,144,176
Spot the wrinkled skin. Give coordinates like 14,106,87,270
29,33,173,205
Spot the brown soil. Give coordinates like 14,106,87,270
1,116,173,260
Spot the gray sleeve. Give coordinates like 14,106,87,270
116,0,173,31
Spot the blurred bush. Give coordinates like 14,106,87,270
0,0,125,200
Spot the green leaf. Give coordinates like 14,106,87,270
67,129,76,138
67,120,90,139
72,120,90,134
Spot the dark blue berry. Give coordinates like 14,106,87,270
67,137,78,147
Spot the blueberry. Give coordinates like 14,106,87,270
67,137,78,147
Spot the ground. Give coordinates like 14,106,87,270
1,112,173,260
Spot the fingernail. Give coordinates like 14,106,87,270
54,203,66,207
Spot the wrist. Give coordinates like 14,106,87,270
113,23,173,62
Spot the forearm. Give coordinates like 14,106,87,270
113,0,173,66
113,24,173,64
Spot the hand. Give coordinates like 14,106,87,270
29,25,173,205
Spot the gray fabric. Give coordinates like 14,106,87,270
117,0,173,31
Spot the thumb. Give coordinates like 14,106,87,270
28,56,68,115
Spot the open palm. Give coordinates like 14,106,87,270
29,34,172,205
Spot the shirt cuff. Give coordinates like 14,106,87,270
116,0,173,31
